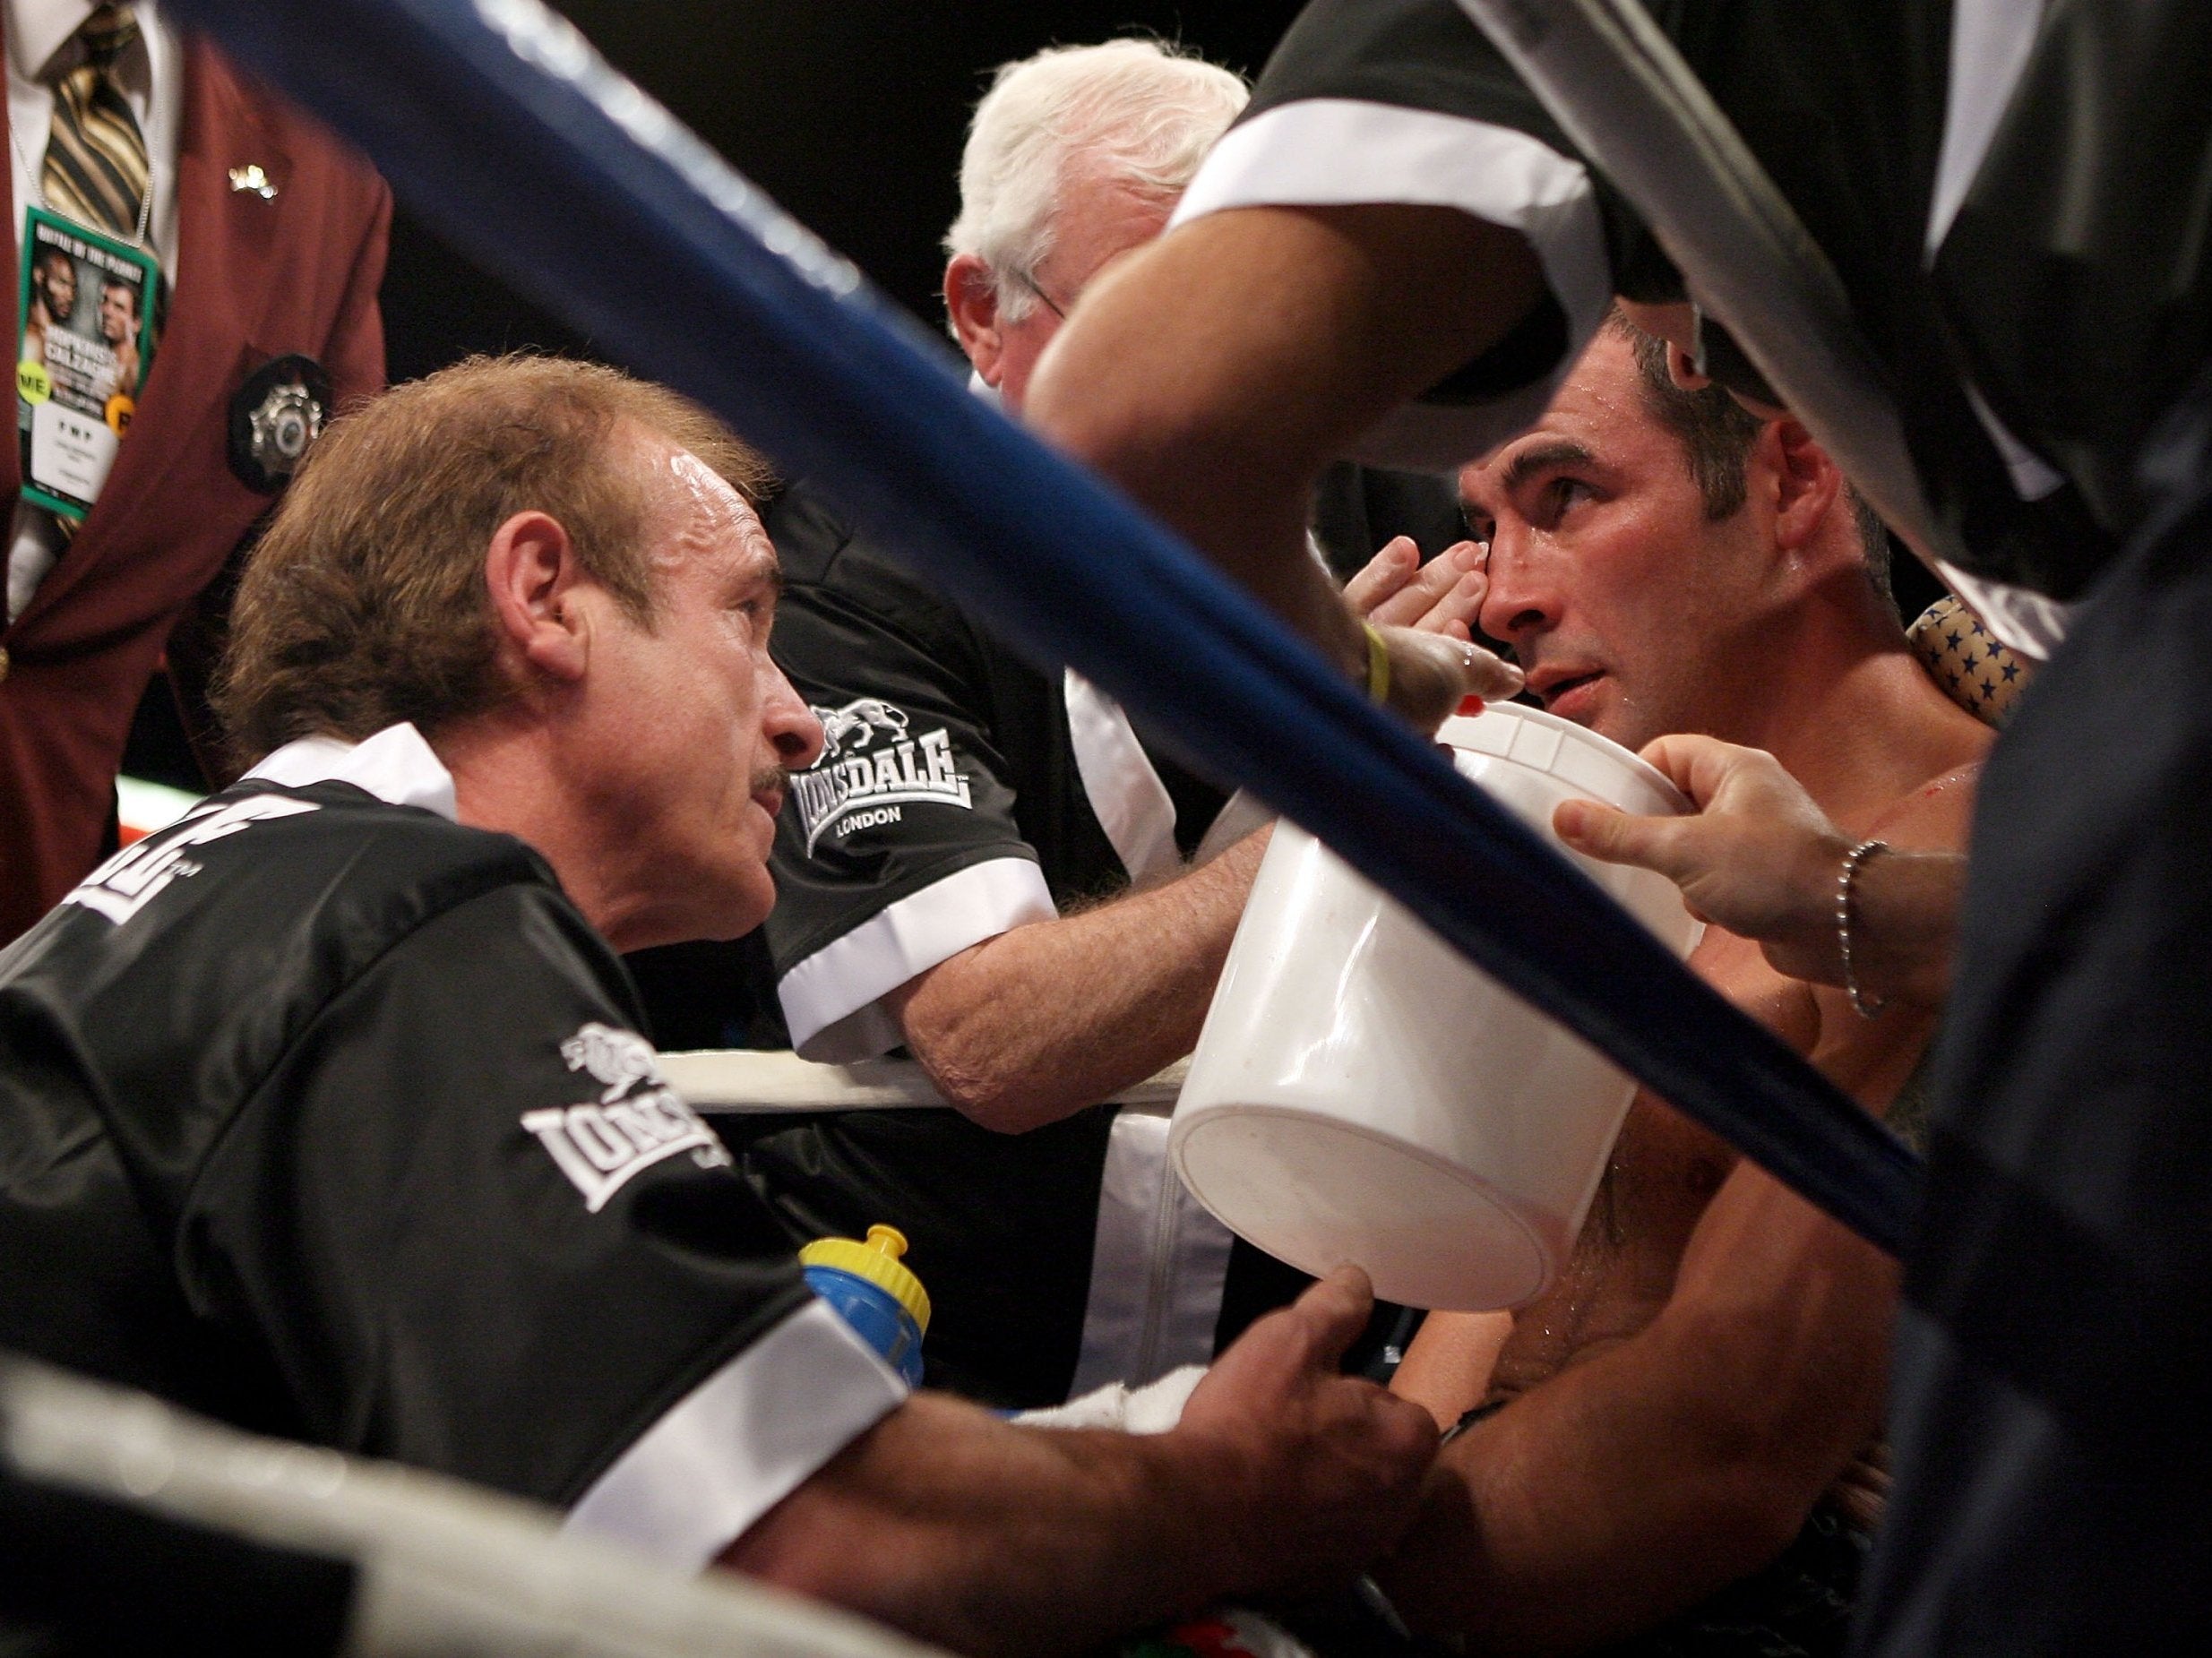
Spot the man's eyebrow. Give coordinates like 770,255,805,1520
740,555,785,601
1500,439,1597,496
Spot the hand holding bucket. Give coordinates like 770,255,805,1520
1171,703,1703,1310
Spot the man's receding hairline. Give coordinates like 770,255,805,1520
613,418,784,596
607,411,749,521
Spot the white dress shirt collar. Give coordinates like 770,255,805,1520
9,3,105,84
244,722,460,822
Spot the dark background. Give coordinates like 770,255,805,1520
381,2,1308,380
119,4,1317,1044
124,0,1942,1044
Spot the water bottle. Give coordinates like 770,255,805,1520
799,1224,930,1387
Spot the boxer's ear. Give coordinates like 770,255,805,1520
1765,417,1844,556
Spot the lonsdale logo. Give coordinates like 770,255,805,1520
794,697,972,853
523,1022,729,1214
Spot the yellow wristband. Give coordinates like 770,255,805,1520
1363,622,1391,705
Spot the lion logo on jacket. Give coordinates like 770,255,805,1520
561,1020,663,1103
813,697,909,759
792,697,973,854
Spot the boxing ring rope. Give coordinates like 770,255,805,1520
0,1356,950,1658
659,1051,1190,1116
167,0,1920,1255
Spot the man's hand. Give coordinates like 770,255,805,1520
1345,537,1486,639
1342,536,1521,729
1378,623,1523,731
1552,735,1847,984
1175,1267,1441,1599
728,1268,1438,1655
1555,734,1970,1007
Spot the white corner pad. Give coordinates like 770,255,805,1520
1169,98,1613,473
1063,670,1183,891
778,857,1058,1063
561,1299,907,1572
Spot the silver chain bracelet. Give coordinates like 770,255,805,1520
1838,838,1889,1019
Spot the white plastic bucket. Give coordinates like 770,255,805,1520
1170,702,1703,1310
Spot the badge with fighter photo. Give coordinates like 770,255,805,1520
15,205,159,521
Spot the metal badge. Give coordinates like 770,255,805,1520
228,354,332,493
227,164,277,200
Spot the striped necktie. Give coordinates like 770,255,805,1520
42,4,149,240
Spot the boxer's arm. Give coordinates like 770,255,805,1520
1379,770,1973,1648
1026,203,1544,677
1375,1163,1898,1650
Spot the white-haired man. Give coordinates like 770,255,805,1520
731,39,1507,1409
940,37,1244,409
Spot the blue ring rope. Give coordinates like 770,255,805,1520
170,0,1921,1254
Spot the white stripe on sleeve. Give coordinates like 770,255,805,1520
778,857,1057,1061
561,1299,907,1571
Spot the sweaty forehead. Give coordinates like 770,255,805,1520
634,429,777,578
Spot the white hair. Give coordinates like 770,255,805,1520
945,39,1248,322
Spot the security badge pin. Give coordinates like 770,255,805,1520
227,165,277,200
228,354,332,494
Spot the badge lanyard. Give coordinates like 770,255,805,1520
13,116,163,521
8,125,157,251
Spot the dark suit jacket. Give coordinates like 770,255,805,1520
0,34,389,944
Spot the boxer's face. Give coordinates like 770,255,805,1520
1464,329,1777,752
35,256,75,321
99,283,133,346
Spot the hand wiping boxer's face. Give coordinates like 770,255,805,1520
1342,534,1525,728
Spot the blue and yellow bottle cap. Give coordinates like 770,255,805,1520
799,1224,931,1334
